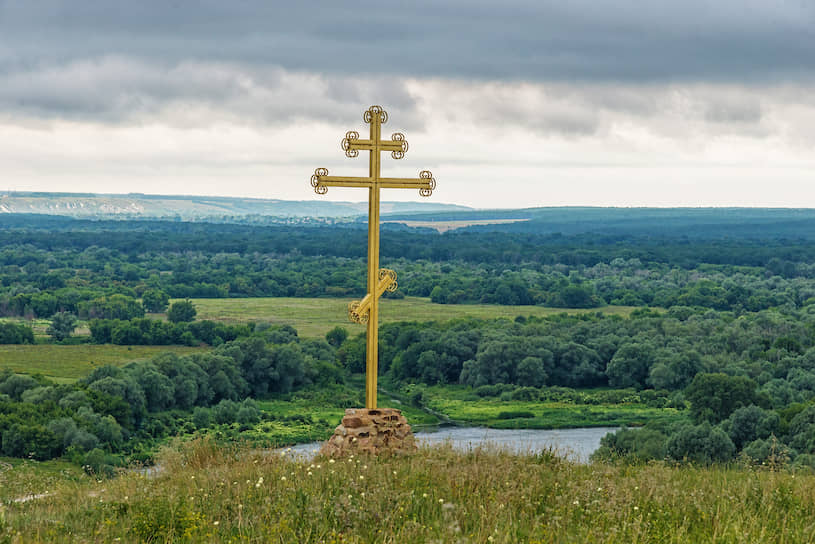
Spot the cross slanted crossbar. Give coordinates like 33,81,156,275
310,105,435,409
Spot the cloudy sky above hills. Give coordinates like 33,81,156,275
0,0,813,207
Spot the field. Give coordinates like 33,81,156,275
186,296,637,338
0,345,205,381
2,438,814,543
389,218,530,232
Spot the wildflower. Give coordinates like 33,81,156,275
281,476,287,481
308,471,313,476
359,475,364,480
573,500,580,506
423,493,428,498
634,506,639,511
329,459,335,464
213,521,219,526
439,499,444,504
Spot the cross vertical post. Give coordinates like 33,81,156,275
310,105,435,409
366,108,382,408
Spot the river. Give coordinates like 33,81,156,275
283,426,617,463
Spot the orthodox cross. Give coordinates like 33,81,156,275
310,105,435,409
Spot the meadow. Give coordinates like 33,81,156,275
2,437,813,543
0,345,204,381
185,296,637,338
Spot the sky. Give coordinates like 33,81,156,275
0,0,813,209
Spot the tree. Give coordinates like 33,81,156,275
685,373,765,423
606,343,654,389
167,299,197,323
666,422,735,464
0,322,35,344
720,405,778,450
79,294,144,320
142,289,170,313
325,326,348,348
47,311,78,341
517,356,547,388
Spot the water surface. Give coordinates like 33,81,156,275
284,426,616,463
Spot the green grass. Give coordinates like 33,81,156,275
0,345,205,381
0,457,85,504
429,398,684,429
4,438,815,543
185,296,638,338
414,385,687,429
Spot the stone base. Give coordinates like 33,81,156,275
319,408,416,457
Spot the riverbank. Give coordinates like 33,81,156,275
401,383,688,430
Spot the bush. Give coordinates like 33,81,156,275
47,311,77,341
192,407,212,429
666,422,736,464
0,322,35,344
509,387,540,401
593,426,668,462
167,300,197,323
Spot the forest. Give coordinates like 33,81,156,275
1,210,815,472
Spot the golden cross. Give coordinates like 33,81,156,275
310,105,435,409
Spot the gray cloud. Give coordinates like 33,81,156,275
0,0,813,83
0,57,423,127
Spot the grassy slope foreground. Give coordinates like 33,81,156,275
2,439,814,543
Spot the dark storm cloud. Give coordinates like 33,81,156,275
1,0,812,82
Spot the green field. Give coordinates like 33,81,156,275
185,296,638,338
0,345,205,381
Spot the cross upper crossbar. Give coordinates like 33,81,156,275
309,105,436,409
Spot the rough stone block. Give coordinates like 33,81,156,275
319,407,417,458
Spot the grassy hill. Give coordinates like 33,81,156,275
0,192,469,219
1,438,811,543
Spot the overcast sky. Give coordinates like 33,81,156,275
0,0,813,208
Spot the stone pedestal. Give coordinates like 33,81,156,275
320,408,416,457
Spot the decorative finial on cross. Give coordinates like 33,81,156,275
310,105,435,409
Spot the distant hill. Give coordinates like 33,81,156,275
0,192,470,219
384,206,815,239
